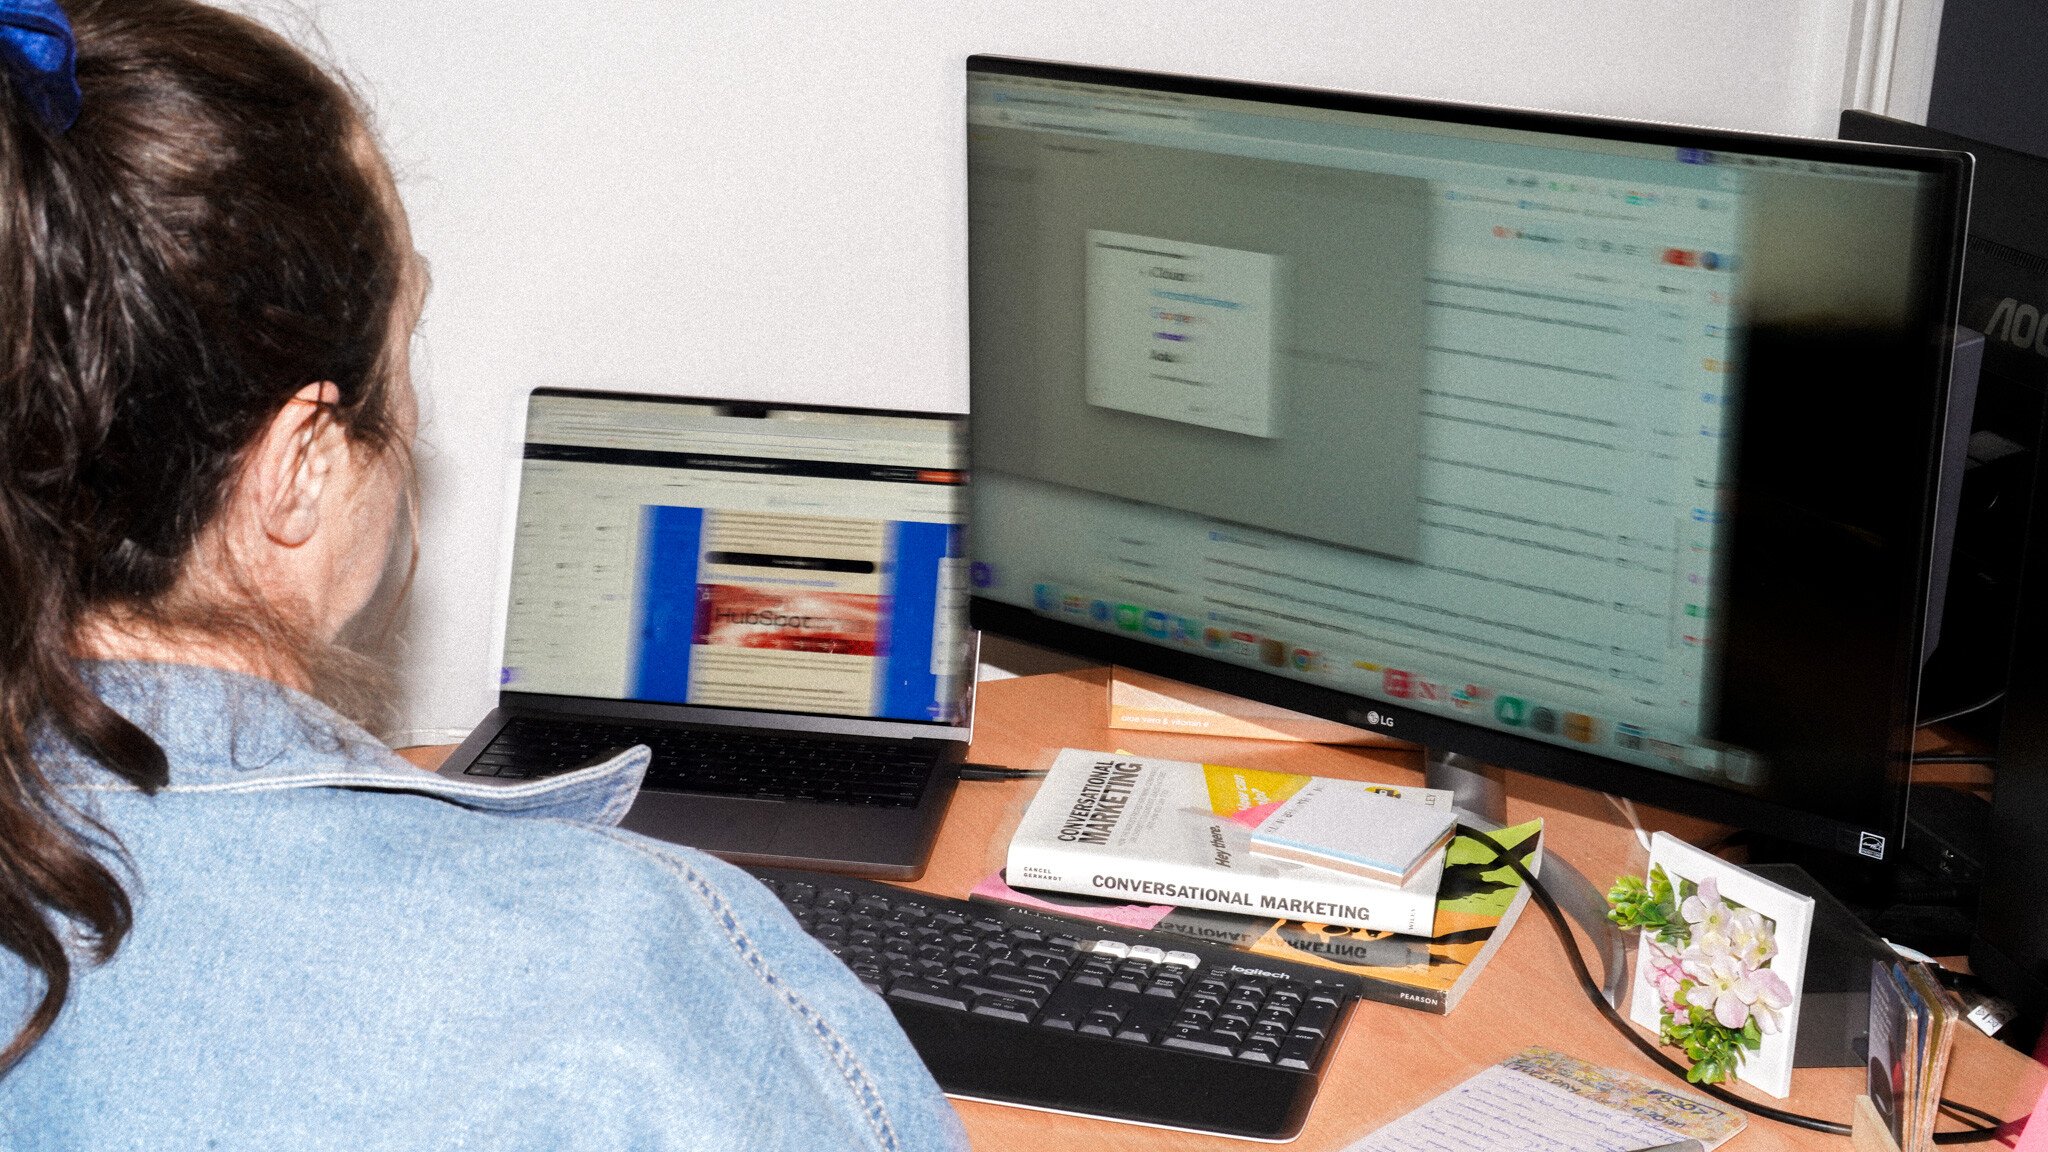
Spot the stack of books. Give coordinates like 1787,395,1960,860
991,748,1543,1013
1864,958,1967,1152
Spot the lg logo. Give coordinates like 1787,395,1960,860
1363,710,1394,730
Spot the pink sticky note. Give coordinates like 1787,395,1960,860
1225,798,1286,828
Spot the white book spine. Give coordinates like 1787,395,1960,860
1005,840,1437,933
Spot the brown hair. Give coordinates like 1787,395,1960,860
0,0,409,1070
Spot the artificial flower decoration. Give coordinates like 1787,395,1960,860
1608,865,1788,1084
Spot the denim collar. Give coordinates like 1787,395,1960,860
50,661,648,827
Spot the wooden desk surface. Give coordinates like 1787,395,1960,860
404,668,2044,1149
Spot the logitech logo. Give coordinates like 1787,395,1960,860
1985,298,2048,357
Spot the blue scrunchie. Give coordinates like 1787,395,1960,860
0,0,79,132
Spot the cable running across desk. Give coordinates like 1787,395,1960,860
1456,825,2013,1142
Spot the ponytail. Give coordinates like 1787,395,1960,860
0,9,166,1070
0,0,407,1070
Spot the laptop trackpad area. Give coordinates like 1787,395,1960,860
617,790,789,856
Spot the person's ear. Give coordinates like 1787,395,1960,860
254,381,344,548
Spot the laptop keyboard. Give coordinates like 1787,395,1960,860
461,717,934,807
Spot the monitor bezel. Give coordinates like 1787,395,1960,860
964,55,1972,861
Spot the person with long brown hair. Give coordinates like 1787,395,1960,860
0,2,962,1146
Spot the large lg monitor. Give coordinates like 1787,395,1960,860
964,56,1971,863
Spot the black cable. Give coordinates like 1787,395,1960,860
954,763,1046,782
1456,824,2016,1143
1938,1099,2003,1129
1918,690,2006,729
1912,753,1998,765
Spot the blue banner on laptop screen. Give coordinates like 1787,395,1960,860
499,393,968,724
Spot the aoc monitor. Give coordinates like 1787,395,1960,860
1840,111,2048,1044
1841,110,2048,731
964,55,1971,862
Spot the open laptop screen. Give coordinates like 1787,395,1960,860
500,390,969,724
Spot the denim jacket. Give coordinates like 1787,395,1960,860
0,662,965,1152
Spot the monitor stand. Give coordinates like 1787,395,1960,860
1422,748,1628,1008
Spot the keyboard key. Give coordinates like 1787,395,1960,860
1163,1035,1236,1058
958,972,1054,1003
1038,1004,1083,1030
1239,1037,1282,1063
886,979,971,1012
1277,1036,1320,1071
1245,1000,1294,1024
1204,1026,1247,1048
1292,999,1339,1038
1071,965,1112,988
1079,1011,1121,1037
1114,1001,1177,1044
971,995,1036,1023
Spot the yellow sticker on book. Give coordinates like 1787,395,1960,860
1201,764,1310,818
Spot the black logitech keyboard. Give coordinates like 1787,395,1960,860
747,866,1361,1141
461,716,934,807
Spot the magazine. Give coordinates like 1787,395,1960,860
1345,1046,1746,1151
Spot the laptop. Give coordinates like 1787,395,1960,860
438,388,973,879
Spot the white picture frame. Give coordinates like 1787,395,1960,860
1626,832,1816,1099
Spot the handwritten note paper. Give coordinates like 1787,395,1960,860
1346,1047,1745,1152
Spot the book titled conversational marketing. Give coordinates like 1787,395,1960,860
1004,749,1442,933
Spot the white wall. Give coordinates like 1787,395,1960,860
240,1,1884,743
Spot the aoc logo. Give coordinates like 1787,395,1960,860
1985,298,2048,357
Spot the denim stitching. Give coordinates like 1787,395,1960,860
70,761,640,803
603,831,905,1152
